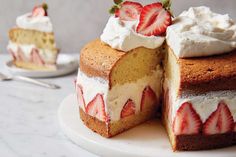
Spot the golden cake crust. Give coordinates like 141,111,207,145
79,39,125,80
168,48,236,94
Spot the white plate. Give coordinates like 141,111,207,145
5,54,79,78
58,94,236,157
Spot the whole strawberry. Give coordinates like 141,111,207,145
32,3,48,17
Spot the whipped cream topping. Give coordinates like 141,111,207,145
172,90,236,123
166,6,236,58
76,67,162,122
7,42,57,62
100,16,165,52
16,13,53,32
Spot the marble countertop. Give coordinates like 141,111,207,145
0,54,98,157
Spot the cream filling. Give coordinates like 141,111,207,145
76,67,162,122
171,91,236,123
165,77,236,124
7,41,57,63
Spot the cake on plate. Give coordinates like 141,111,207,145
75,0,236,151
75,0,171,137
163,6,236,150
7,3,59,71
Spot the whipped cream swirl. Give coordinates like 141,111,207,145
166,6,236,58
16,13,53,32
100,16,165,52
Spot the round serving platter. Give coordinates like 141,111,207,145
58,94,236,157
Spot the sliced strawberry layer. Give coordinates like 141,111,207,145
136,2,171,36
76,84,86,110
173,102,202,135
203,101,234,135
115,1,143,21
17,47,27,62
121,99,135,118
140,86,157,111
86,94,106,121
8,49,16,61
30,49,45,65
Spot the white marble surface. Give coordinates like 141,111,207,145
0,54,98,157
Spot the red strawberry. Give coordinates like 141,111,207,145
203,101,234,135
173,102,202,135
120,99,135,118
17,47,27,62
30,49,45,65
86,94,106,121
136,2,172,36
115,1,143,21
140,86,157,111
32,7,46,17
32,3,48,17
8,49,16,61
76,84,86,110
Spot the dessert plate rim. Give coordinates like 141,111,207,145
5,53,79,78
58,94,236,157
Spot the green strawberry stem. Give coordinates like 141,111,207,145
109,0,123,14
42,3,48,11
161,0,174,17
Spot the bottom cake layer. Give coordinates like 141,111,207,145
162,113,236,151
162,89,236,151
79,107,158,137
14,60,56,71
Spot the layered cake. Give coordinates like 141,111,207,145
75,1,171,137
163,7,236,150
7,3,59,70
76,0,236,151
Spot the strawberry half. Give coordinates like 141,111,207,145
86,94,107,121
30,49,45,65
32,3,48,17
17,47,27,62
136,2,172,36
76,84,86,110
173,102,202,135
203,101,234,135
140,86,157,111
115,1,143,21
8,49,16,61
120,99,135,118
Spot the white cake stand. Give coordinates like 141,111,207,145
58,94,236,157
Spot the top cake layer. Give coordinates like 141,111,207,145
80,39,125,79
166,47,236,95
80,39,162,88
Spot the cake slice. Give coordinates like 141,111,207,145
75,0,171,137
7,3,59,71
76,39,163,137
163,6,236,151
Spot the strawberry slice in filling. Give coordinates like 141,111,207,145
203,101,234,135
173,102,202,135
